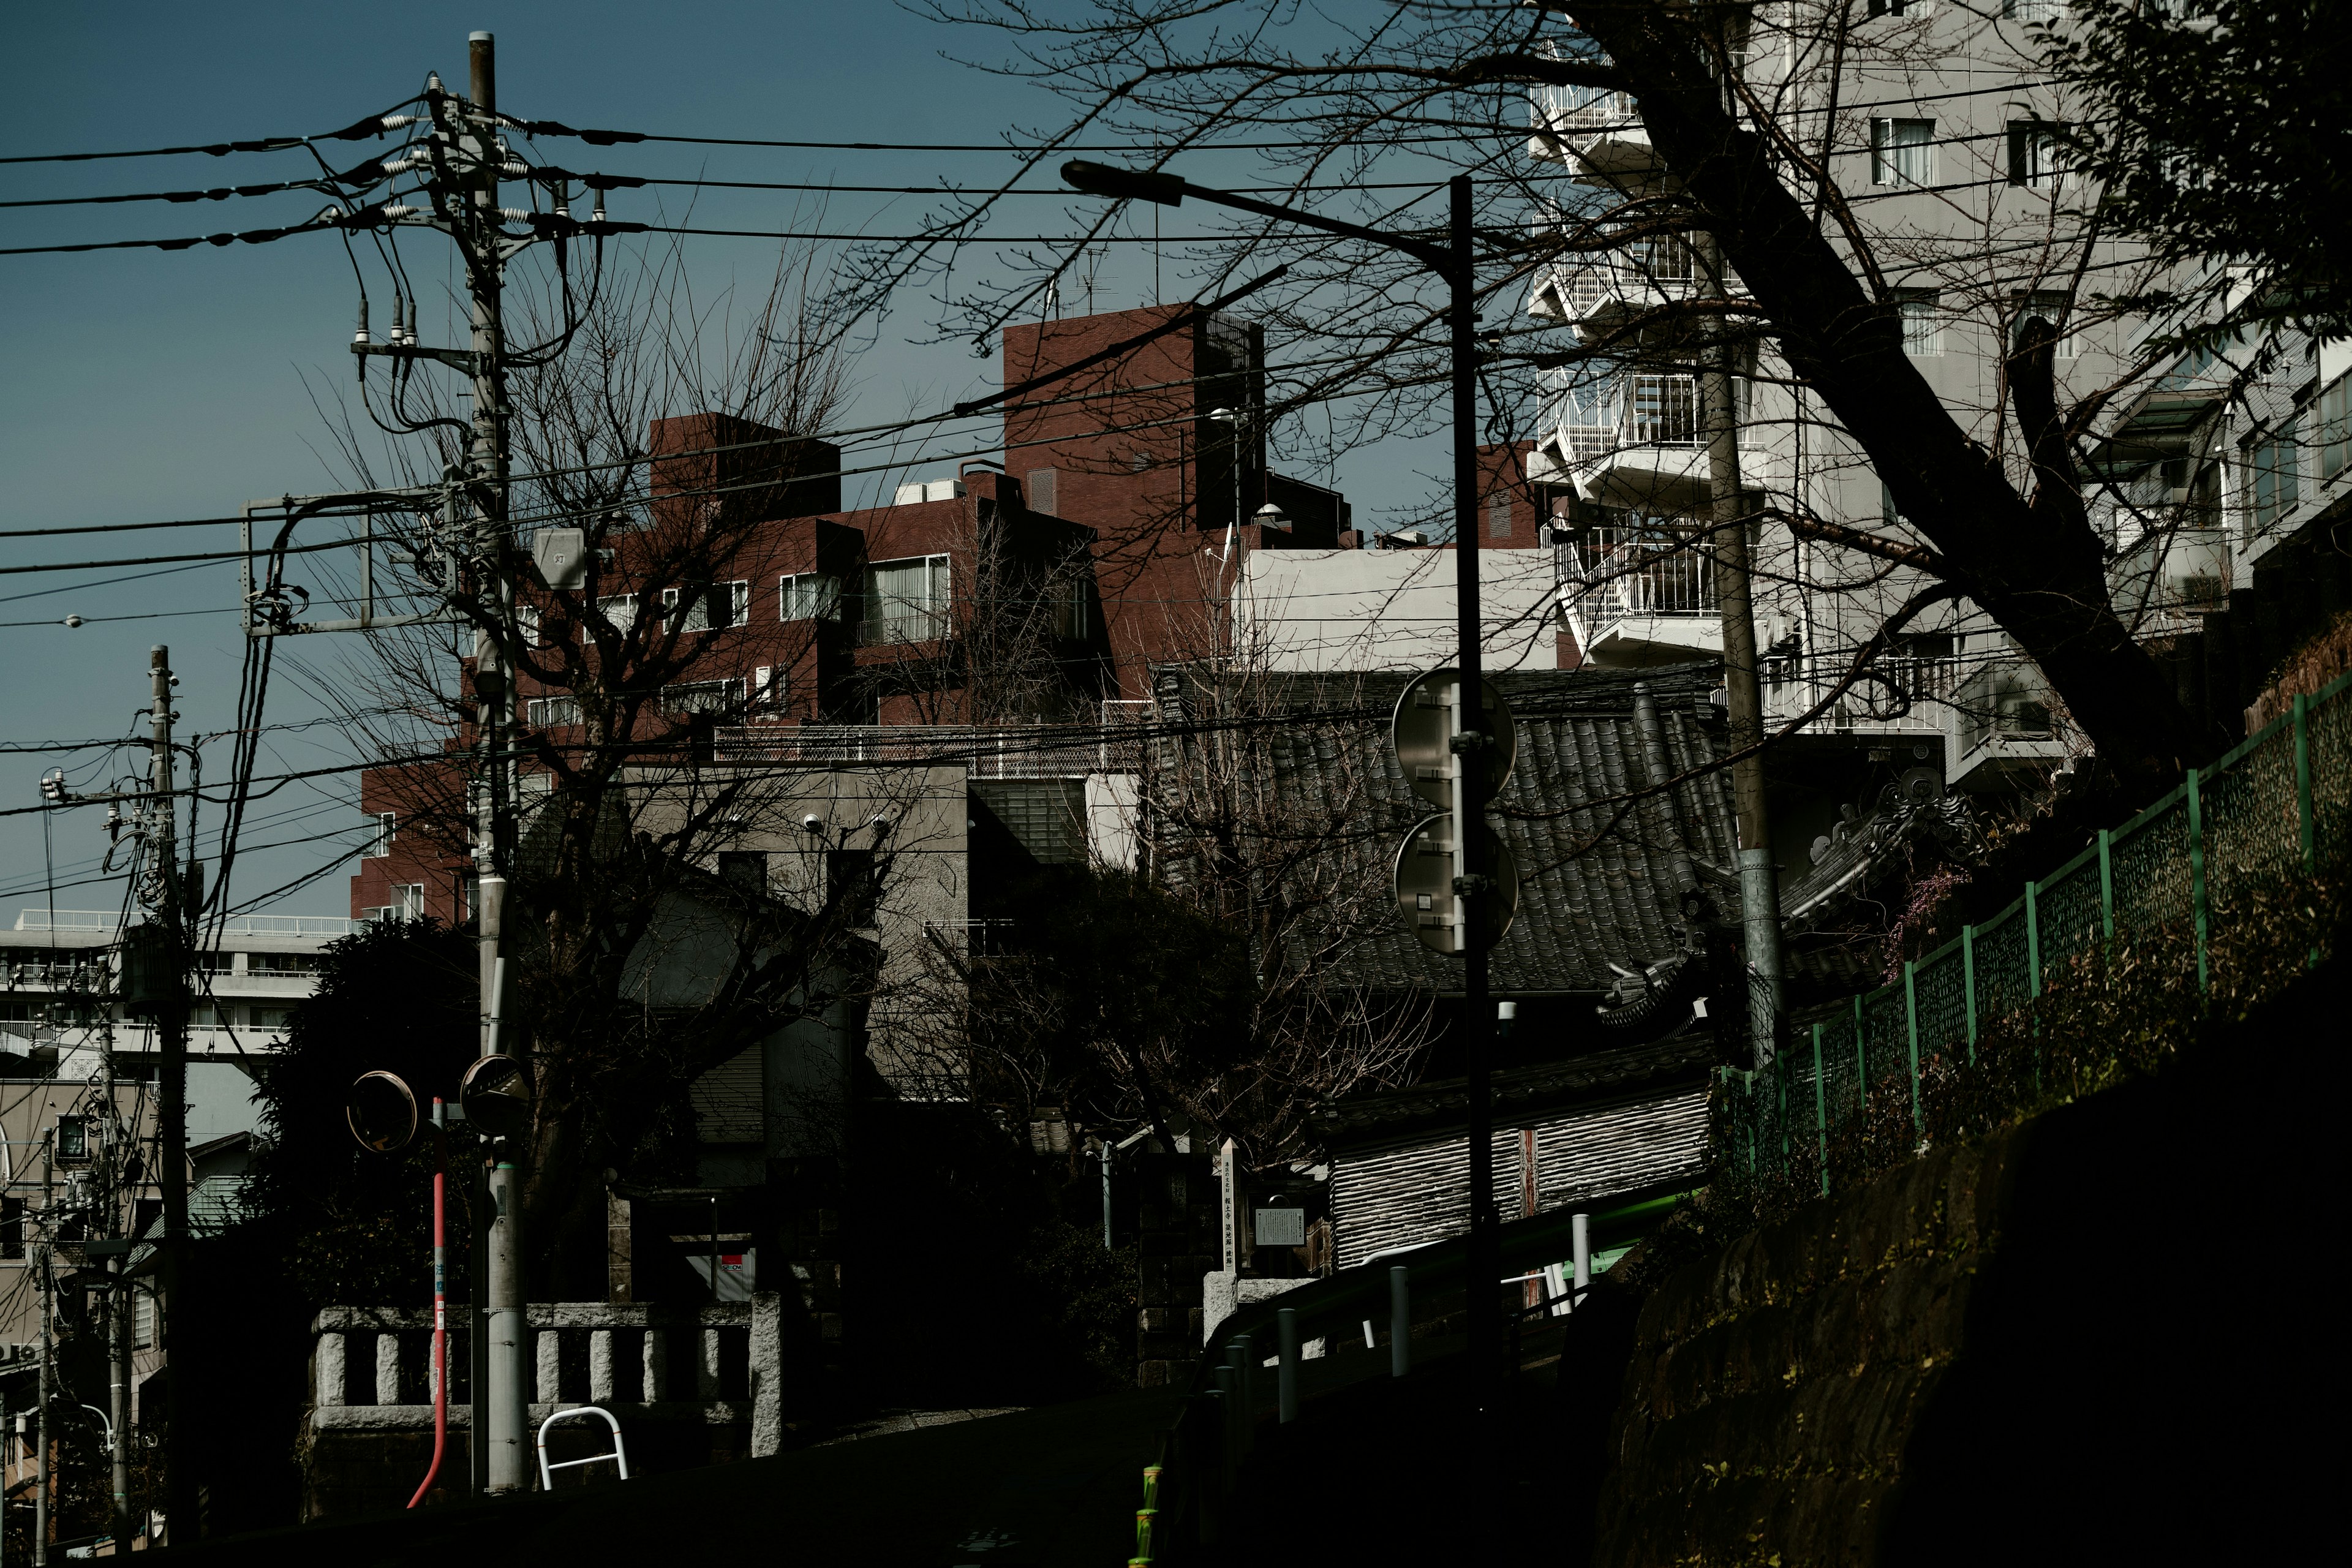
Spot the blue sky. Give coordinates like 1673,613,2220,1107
0,2,1457,920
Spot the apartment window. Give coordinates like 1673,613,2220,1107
1867,0,1929,13
249,952,320,976
55,1116,88,1164
861,554,952,644
2002,0,2061,19
1487,491,1514,540
595,594,639,633
515,603,541,646
2013,291,2079,360
364,811,396,859
663,581,750,632
779,571,841,622
526,696,583,729
1871,118,1935,187
1897,290,1943,356
827,848,881,928
2249,423,2302,532
385,884,426,921
752,665,785,713
252,1006,295,1035
662,678,749,718
1055,575,1095,641
718,851,768,897
1,1197,21,1261
2317,374,2352,483
2007,121,2064,190
134,1285,156,1349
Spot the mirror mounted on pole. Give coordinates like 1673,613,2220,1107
347,1070,420,1153
459,1054,534,1140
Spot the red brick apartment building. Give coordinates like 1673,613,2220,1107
350,303,1561,923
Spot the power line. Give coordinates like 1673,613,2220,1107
505,122,1473,154
0,104,422,165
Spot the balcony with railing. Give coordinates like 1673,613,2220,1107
718,705,1151,777
1551,374,1766,509
1761,652,1962,737
1528,80,1651,178
1555,524,1722,663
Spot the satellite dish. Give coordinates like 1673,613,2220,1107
459,1054,534,1139
347,1070,419,1153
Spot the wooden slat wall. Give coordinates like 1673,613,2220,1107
1329,1089,1708,1270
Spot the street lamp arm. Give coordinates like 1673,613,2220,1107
1060,160,1454,274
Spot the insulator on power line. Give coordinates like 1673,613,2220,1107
382,114,422,130
355,296,370,346
498,208,532,223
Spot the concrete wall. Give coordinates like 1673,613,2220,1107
1235,546,1564,673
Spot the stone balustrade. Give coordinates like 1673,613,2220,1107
307,1297,785,1458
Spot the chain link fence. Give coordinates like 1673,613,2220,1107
1714,671,2352,1205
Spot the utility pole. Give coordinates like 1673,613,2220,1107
1697,236,1784,1065
454,31,529,1494
33,1137,50,1568
145,645,197,1537
101,1014,130,1549
1442,173,1503,1404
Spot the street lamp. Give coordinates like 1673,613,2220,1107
1063,160,1507,1401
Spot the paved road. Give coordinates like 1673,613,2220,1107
154,1389,1180,1567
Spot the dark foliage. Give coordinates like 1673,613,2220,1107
846,1101,1137,1406
2048,0,2352,347
244,919,481,1313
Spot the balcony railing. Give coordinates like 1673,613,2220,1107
1532,83,1639,137
1557,524,1721,649
1763,653,1961,734
719,712,1149,777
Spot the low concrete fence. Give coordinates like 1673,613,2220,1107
307,1297,787,1459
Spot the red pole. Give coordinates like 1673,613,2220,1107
408,1102,449,1508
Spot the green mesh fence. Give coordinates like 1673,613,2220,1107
1717,670,2352,1199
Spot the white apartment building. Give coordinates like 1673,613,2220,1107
1,907,352,1143
1519,2,2138,824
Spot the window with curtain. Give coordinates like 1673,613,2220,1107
779,571,841,621
1898,291,1943,356
1871,119,1935,187
2007,121,2065,190
861,555,951,644
2013,291,2079,360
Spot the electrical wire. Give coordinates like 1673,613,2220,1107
0,103,424,165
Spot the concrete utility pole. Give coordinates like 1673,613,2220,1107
146,645,197,1534
34,1137,50,1567
1696,236,1785,1065
456,31,530,1494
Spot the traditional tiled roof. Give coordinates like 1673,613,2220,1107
1150,661,1738,997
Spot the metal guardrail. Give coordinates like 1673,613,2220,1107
1717,669,2352,1197
1128,1191,1683,1559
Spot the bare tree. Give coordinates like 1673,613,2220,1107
890,0,2206,805
296,238,954,1287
